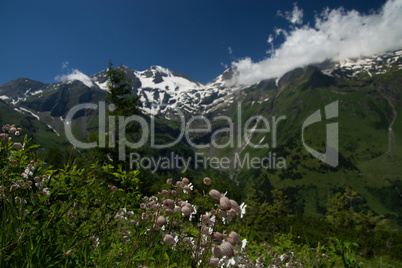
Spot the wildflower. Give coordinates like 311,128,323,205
201,214,210,224
182,177,190,185
209,189,221,200
14,131,20,136
220,196,231,210
201,226,212,235
227,208,237,219
109,185,118,192
161,189,170,197
241,239,247,250
182,206,192,216
163,234,175,245
166,178,173,185
183,183,193,193
229,200,240,213
64,249,74,257
239,202,247,218
203,177,211,185
209,257,219,267
219,242,234,258
12,142,23,150
213,232,224,242
165,208,173,215
42,188,51,196
213,246,222,258
228,231,241,245
156,216,167,227
217,209,227,219
163,199,175,210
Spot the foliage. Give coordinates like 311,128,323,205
1,124,402,267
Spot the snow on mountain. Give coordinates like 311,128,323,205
90,65,241,116
2,49,402,120
322,49,402,78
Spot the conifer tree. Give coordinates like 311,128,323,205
106,61,141,167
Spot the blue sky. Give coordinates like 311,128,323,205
0,0,396,86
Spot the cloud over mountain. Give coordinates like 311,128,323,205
229,0,402,86
55,69,94,87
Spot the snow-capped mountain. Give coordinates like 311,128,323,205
90,64,242,116
322,49,402,79
1,48,402,132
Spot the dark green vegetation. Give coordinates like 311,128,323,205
1,132,401,267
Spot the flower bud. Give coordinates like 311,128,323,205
219,242,234,258
203,177,211,185
213,232,224,241
217,209,227,219
227,208,237,219
213,246,222,258
110,186,118,192
182,177,190,185
165,208,173,215
220,196,231,210
182,206,192,216
12,143,23,150
201,226,210,235
64,249,74,257
161,189,170,197
163,198,175,210
183,185,191,193
201,214,210,224
226,237,235,245
228,231,241,245
229,200,241,213
156,216,167,226
163,234,175,245
209,257,219,267
166,178,173,185
209,189,221,200
183,237,191,245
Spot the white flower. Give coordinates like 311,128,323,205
241,239,247,250
189,205,198,222
239,202,247,219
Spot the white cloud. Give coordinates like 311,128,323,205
228,47,233,55
229,0,402,86
277,3,304,25
55,69,94,87
62,61,69,70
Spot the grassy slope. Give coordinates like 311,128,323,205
0,100,70,153
211,67,402,227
